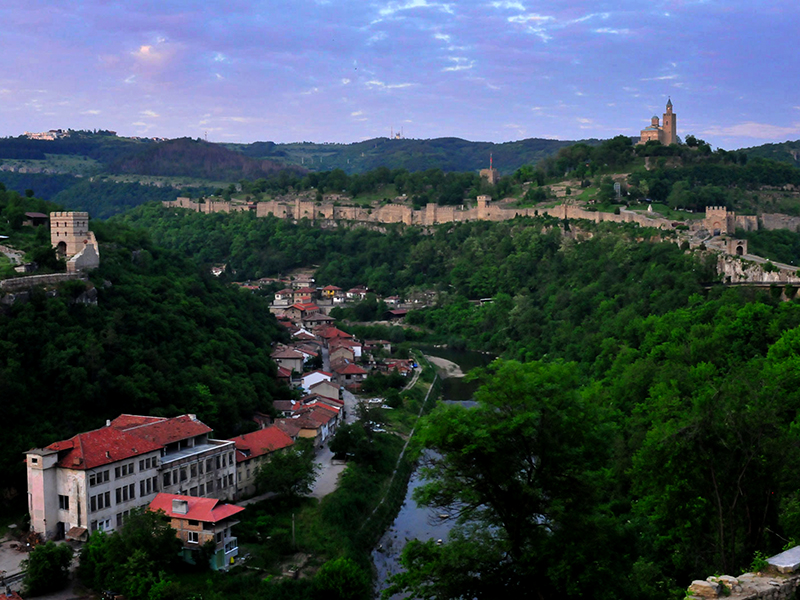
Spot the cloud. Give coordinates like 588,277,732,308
365,80,415,89
81,109,101,115
213,52,227,63
124,75,136,84
341,78,351,85
702,122,800,139
351,110,364,116
641,74,678,81
443,57,474,72
490,1,525,9
140,110,159,117
378,0,454,18
594,27,629,35
434,32,451,42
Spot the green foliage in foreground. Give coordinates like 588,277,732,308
391,293,800,598
78,509,183,600
23,541,74,596
254,440,319,499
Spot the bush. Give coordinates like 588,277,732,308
23,541,73,596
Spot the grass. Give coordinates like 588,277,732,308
348,184,400,206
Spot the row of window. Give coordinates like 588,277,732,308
162,454,234,487
90,491,111,512
115,483,136,504
89,470,110,487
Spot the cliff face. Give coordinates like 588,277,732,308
717,254,800,284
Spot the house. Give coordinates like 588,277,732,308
321,285,342,300
23,212,49,227
309,379,341,402
276,404,340,447
291,275,315,289
273,288,294,305
273,399,305,417
276,366,293,384
385,309,408,321
318,326,354,348
301,370,333,393
229,426,294,497
329,337,362,358
364,340,392,354
332,362,368,387
282,303,320,323
302,312,335,329
330,345,355,364
26,414,237,540
346,286,368,301
292,287,316,304
271,348,305,374
150,494,244,571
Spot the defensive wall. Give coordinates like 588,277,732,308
164,196,800,241
0,272,87,292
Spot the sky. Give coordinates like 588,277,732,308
0,1,798,150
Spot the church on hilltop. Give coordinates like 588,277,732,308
638,99,677,146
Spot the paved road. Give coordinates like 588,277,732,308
310,445,347,499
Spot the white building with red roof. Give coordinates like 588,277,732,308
229,425,294,497
301,369,333,393
26,414,236,540
150,493,244,570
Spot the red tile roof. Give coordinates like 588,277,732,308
274,419,302,438
335,363,368,375
319,327,353,340
150,493,244,523
276,366,292,379
116,414,212,447
272,348,305,359
48,427,163,470
230,426,294,463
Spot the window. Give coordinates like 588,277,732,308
188,520,199,527
163,472,171,487
114,463,134,479
58,495,69,510
89,470,109,487
225,540,237,553
188,531,199,544
198,484,205,496
90,491,111,512
180,468,187,482
207,480,214,492
190,463,197,478
30,457,38,464
189,487,198,497
207,458,213,472
216,456,221,469
229,453,234,466
216,532,223,544
90,520,98,532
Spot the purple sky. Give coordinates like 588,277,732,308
1,1,798,150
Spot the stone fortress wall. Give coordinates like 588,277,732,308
164,196,794,239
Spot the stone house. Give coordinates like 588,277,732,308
271,348,305,374
149,493,244,571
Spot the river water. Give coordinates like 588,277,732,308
371,348,493,599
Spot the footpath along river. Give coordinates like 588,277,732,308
371,349,493,599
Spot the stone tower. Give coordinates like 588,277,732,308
51,211,91,258
662,98,677,145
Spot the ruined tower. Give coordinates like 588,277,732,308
51,211,91,258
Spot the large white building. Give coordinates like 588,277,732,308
26,414,236,540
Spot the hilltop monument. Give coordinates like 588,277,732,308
638,99,677,146
50,211,100,272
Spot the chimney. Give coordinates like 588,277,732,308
106,419,111,427
105,451,111,459
172,499,189,515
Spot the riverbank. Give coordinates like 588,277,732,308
425,355,464,378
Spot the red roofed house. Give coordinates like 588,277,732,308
273,288,294,305
150,493,244,571
282,303,321,323
321,285,341,299
308,379,341,402
332,362,368,387
26,414,236,540
292,287,317,304
229,426,294,497
329,337,362,358
301,369,333,393
318,326,354,348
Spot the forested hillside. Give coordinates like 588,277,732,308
117,204,800,597
0,216,288,502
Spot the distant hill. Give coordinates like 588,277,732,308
743,140,800,167
109,137,307,180
226,136,603,175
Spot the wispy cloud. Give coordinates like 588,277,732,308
140,110,159,117
81,109,101,115
443,57,474,72
365,80,415,89
594,27,629,35
641,74,678,81
378,0,454,18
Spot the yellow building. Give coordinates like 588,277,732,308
638,99,677,146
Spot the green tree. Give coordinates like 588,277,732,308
391,359,618,598
23,540,74,596
313,557,371,600
255,439,319,498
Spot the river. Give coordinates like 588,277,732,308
371,348,493,598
